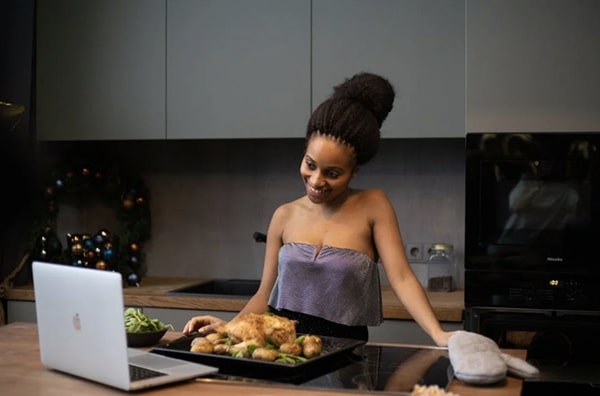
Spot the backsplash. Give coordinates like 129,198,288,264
37,138,466,288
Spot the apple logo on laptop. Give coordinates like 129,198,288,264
72,313,82,330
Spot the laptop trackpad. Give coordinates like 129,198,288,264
129,353,183,370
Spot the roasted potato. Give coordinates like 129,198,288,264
252,347,279,361
301,335,323,358
279,342,302,356
213,343,230,355
190,337,214,353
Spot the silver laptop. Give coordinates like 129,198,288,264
32,261,218,391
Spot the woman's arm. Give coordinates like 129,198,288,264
370,189,454,347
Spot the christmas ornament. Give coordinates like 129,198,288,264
27,159,151,285
127,273,140,287
34,227,63,262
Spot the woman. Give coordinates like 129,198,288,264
183,72,454,346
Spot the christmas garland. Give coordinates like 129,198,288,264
28,159,151,286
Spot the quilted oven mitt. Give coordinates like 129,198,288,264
447,330,540,385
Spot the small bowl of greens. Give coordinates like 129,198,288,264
124,308,173,347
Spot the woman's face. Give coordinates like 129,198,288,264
300,134,357,204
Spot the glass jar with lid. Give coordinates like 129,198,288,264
426,243,455,292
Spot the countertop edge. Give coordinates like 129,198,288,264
4,277,465,322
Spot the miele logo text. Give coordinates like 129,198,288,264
547,257,564,262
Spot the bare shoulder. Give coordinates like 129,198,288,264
272,197,306,221
352,189,397,224
354,188,392,205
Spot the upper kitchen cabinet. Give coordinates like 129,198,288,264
312,0,465,138
167,0,310,139
36,1,166,141
467,0,600,132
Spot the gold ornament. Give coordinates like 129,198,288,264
71,243,84,255
122,198,135,209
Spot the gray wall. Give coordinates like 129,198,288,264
47,138,465,288
1,0,465,289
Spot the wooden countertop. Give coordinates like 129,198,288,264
5,277,465,322
0,322,525,396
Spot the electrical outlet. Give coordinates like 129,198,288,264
422,243,433,258
406,243,424,262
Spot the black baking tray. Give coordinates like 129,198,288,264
151,335,365,383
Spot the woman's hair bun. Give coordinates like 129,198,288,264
332,72,395,127
306,71,395,165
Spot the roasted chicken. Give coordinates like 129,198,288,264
188,312,323,362
215,312,297,347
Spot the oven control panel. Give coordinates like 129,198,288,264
464,271,600,309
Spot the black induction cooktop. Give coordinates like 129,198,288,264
300,344,453,393
196,344,454,393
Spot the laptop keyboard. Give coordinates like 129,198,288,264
129,364,167,381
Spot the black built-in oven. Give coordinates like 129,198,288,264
464,132,600,386
465,132,600,309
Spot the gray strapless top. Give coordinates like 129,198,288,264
268,242,383,326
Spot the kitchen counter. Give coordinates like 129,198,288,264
0,322,525,396
4,277,465,322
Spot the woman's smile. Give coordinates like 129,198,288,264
306,182,330,201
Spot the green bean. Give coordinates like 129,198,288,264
123,308,173,333
276,352,308,364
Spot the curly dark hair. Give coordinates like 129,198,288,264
306,72,395,165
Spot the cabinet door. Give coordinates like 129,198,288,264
167,0,311,139
36,0,166,140
467,0,600,132
312,0,465,138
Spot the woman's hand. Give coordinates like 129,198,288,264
432,330,456,347
182,315,227,336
